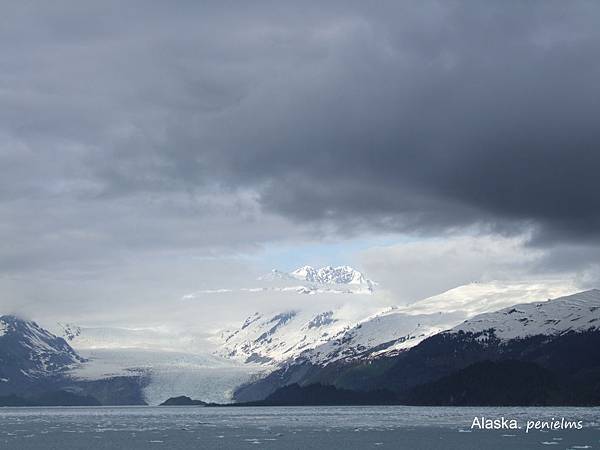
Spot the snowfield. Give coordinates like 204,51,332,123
69,347,261,405
52,324,263,405
215,309,360,365
451,288,600,340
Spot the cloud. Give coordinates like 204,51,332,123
2,3,600,250
359,234,576,304
1,1,599,325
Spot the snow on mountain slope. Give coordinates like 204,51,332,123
0,316,84,395
450,288,600,340
216,281,578,367
303,310,467,364
290,281,579,365
216,308,363,365
0,315,83,378
403,280,576,316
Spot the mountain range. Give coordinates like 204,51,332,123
0,265,596,406
188,265,376,298
289,265,375,293
234,289,600,406
216,280,572,367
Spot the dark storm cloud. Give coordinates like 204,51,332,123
192,1,600,244
2,0,600,275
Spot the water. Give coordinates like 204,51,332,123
0,406,598,449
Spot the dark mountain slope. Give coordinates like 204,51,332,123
0,315,148,405
402,360,560,406
0,315,84,396
239,383,397,406
235,329,600,405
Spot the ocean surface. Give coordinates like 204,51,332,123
0,405,599,449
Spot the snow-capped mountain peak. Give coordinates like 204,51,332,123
290,265,374,291
248,265,375,295
0,315,83,385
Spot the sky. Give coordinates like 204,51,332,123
1,1,600,330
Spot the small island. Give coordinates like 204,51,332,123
159,395,207,406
